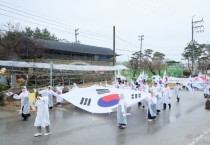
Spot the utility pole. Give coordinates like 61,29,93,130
75,28,79,43
191,16,204,75
113,26,115,66
138,35,144,66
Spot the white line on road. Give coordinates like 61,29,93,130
188,128,210,145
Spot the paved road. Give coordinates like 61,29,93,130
0,90,210,145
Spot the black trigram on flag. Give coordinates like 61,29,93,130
80,97,91,106
131,93,141,99
96,89,110,94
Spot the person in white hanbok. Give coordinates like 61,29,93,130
47,86,59,109
204,83,210,98
34,90,51,137
55,83,64,106
117,93,127,129
146,90,157,121
174,82,182,103
13,86,31,121
137,84,146,109
151,82,162,115
161,83,172,110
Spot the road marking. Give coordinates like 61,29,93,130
188,128,210,145
56,108,68,111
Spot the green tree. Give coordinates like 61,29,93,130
22,27,34,37
129,49,166,76
129,51,140,77
0,22,23,60
22,27,57,40
0,23,48,61
197,44,210,73
182,43,205,74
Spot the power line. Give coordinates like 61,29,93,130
0,1,113,40
0,13,184,58
0,5,140,48
0,7,76,32
0,12,75,34
0,1,182,52
139,0,188,22
127,0,189,26
0,1,188,58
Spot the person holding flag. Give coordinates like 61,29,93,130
13,86,31,121
163,70,168,84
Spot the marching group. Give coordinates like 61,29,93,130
115,78,182,129
12,77,209,134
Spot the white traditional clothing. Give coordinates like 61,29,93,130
174,84,182,102
72,83,78,89
13,88,30,121
47,89,59,109
117,94,127,129
204,84,210,98
146,93,157,121
150,85,162,113
161,85,172,110
55,85,64,104
34,90,51,137
34,97,50,127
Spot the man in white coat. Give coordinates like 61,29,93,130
13,86,31,121
161,83,172,110
34,90,51,137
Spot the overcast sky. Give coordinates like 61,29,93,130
0,0,209,62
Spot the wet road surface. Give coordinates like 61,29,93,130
0,90,210,145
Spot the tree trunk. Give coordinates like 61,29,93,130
187,58,192,74
132,70,137,78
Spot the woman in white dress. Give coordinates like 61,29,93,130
34,90,51,137
117,93,127,129
146,90,157,121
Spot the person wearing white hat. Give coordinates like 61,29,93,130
34,90,51,137
55,83,64,106
161,83,172,110
13,86,31,121
146,90,157,121
150,82,162,115
117,93,127,129
47,86,59,109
